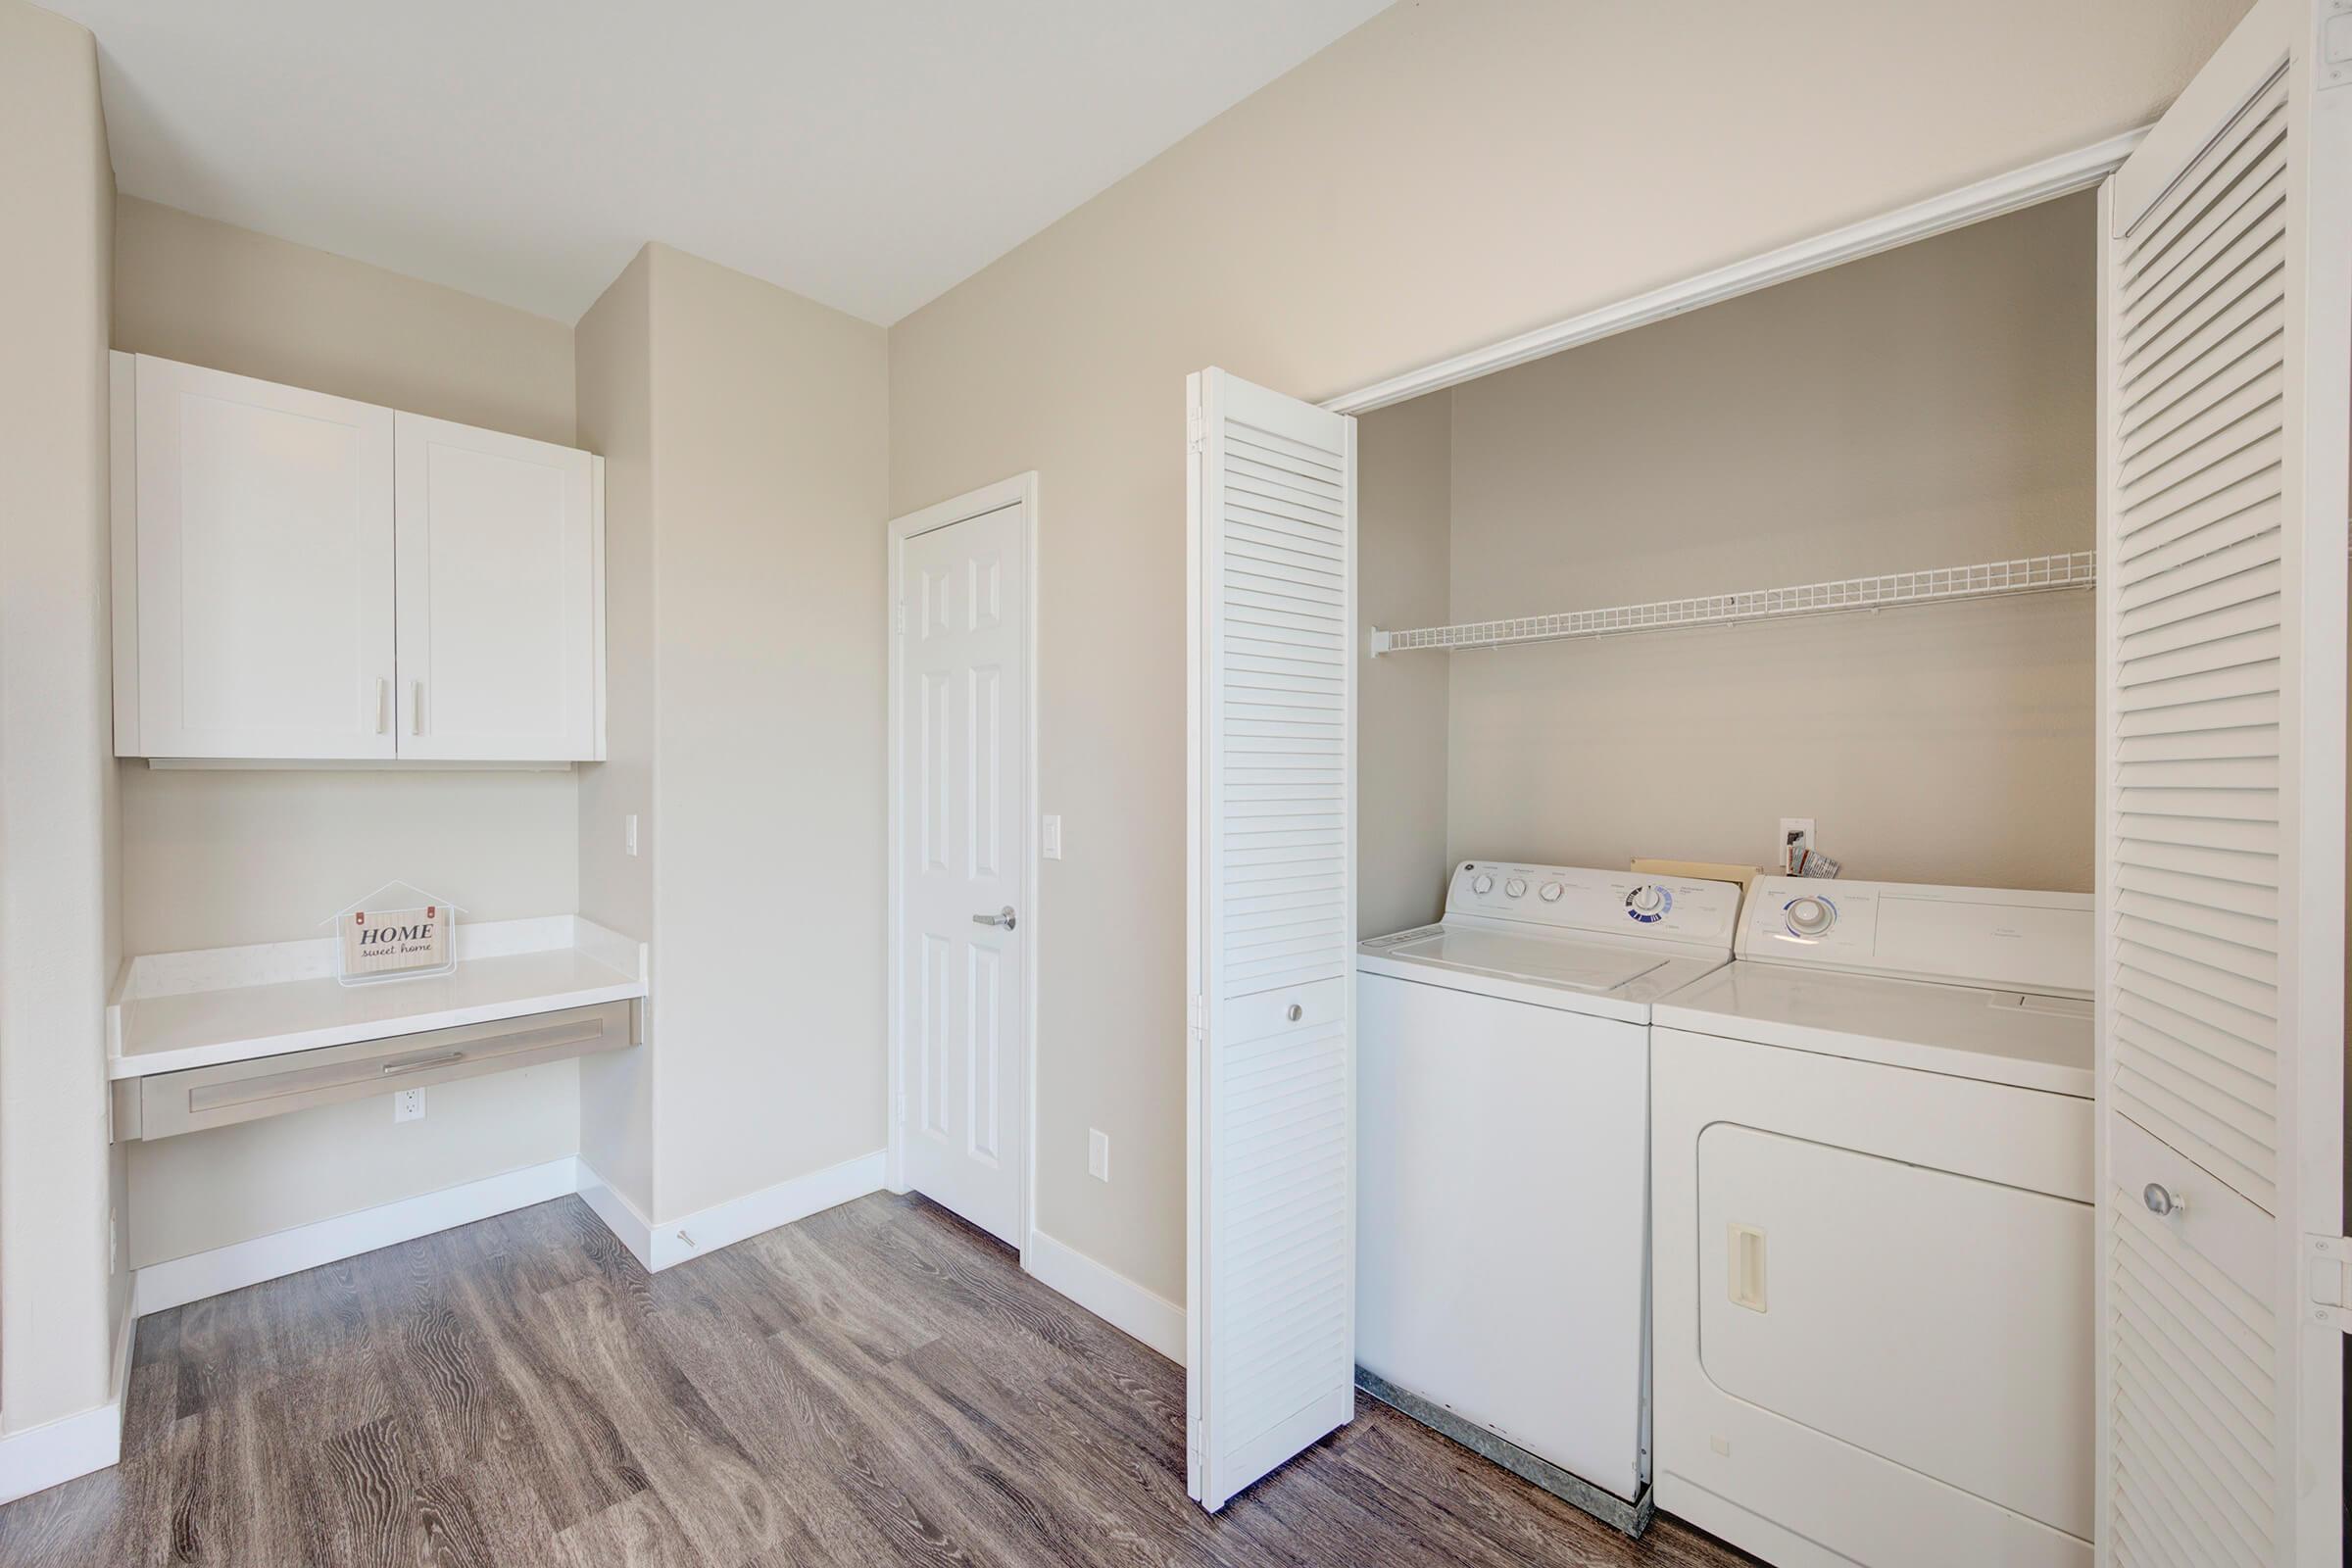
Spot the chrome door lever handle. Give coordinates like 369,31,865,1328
972,906,1018,931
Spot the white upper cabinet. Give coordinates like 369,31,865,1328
125,355,397,760
394,414,600,760
112,354,605,762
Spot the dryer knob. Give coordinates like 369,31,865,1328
1471,873,1495,895
1539,882,1564,903
1786,895,1836,938
1503,878,1528,898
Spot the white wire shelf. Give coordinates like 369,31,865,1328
1367,551,2097,656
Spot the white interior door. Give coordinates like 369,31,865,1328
1187,367,1357,1512
2096,2,2347,1562
394,413,599,760
132,355,395,759
894,491,1030,1248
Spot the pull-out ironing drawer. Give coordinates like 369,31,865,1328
114,1000,637,1142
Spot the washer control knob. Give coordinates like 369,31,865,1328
1629,885,1665,914
1471,873,1494,896
1539,882,1564,903
1504,877,1528,899
1786,895,1837,938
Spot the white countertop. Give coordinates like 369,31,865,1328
108,915,649,1079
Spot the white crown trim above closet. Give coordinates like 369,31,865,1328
1323,127,2147,416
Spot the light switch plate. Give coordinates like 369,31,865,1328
1043,813,1062,859
1088,1128,1110,1182
624,814,639,858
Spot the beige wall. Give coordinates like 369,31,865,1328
0,0,120,1430
642,245,891,1219
573,248,659,1214
889,0,2248,1301
1357,392,1452,937
1443,194,2095,890
572,243,891,1225
109,197,588,1268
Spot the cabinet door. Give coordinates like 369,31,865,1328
393,414,598,760
131,356,396,759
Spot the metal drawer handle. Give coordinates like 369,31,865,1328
973,906,1017,931
1286,1004,1303,1022
2143,1182,2186,1217
382,1049,466,1076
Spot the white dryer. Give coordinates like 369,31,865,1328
1650,876,2096,1568
1356,860,1743,1534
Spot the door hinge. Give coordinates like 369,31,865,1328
895,602,906,636
2305,1234,2352,1331
1187,411,1205,455
1188,993,1204,1041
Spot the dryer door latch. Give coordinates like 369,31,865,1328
2305,1234,2352,1332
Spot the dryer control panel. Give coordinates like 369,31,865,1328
1446,861,1741,947
1739,875,2092,996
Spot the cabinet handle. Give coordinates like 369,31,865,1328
374,677,390,735
381,1050,465,1076
411,680,424,736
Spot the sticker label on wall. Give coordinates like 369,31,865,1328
341,906,448,978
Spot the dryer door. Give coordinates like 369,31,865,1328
1697,1124,2094,1540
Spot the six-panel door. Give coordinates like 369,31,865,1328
897,501,1028,1246
130,356,397,759
394,413,599,760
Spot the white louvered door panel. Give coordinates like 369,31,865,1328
1186,368,1357,1513
2095,2,2347,1563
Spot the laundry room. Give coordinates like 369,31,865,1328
1339,183,2123,1550
1356,188,2101,931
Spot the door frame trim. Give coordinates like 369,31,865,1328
885,471,1041,1254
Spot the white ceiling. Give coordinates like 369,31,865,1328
57,0,1391,325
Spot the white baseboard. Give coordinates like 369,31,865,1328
640,1150,886,1271
131,1156,582,1318
0,1299,136,1505
573,1160,657,1270
1023,1228,1186,1365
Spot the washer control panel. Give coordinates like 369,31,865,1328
1444,861,1740,945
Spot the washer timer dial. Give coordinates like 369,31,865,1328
1503,877,1528,899
1470,872,1495,895
1624,884,1672,923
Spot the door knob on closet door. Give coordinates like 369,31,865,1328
2142,1183,2186,1217
973,906,1017,931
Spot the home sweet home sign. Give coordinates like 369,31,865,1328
341,904,449,979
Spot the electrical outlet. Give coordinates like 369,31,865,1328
1780,818,1816,873
394,1087,425,1123
1042,813,1063,859
624,813,639,857
1088,1128,1110,1182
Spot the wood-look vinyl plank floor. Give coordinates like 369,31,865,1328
0,1192,1761,1568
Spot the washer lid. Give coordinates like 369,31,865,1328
1366,926,1670,994
1654,960,2093,1098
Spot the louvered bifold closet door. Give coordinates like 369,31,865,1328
2096,2,2347,1564
1186,368,1357,1513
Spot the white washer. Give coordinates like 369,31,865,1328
1650,877,2096,1568
1356,860,1742,1532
